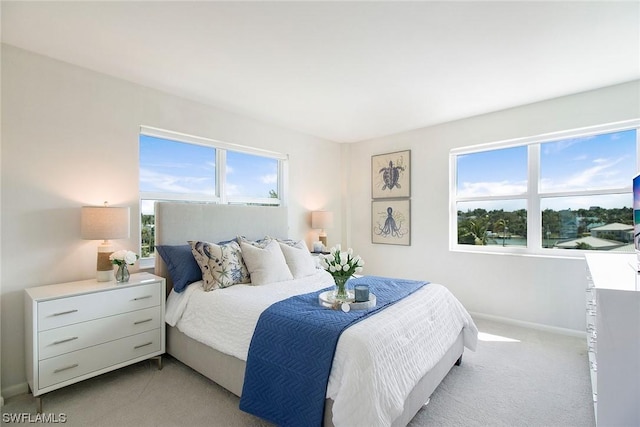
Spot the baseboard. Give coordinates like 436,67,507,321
469,311,586,338
1,382,29,400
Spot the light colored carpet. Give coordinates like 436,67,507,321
2,318,594,426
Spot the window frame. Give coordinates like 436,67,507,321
139,126,288,266
450,119,640,257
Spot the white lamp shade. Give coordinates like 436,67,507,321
81,206,130,240
311,211,334,230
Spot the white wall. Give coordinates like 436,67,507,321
0,44,342,397
347,80,640,333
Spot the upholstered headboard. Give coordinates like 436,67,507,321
154,202,289,291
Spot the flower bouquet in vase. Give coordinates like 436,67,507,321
109,249,139,283
319,245,364,301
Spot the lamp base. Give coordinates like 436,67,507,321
319,235,327,248
96,241,114,282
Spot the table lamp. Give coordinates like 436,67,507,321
81,202,130,281
311,210,334,249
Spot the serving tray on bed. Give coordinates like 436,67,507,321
318,290,376,310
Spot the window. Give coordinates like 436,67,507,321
451,120,639,255
226,150,280,203
139,127,287,259
456,146,528,248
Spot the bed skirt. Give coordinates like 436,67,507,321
166,324,465,427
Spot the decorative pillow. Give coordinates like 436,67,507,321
155,244,202,293
268,236,298,247
240,239,293,285
278,240,317,279
238,236,271,249
189,240,250,291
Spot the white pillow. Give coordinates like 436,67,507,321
278,240,317,279
240,239,293,285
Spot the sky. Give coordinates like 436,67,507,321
139,130,636,216
139,135,278,214
457,129,637,211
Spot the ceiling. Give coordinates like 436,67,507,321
2,1,639,143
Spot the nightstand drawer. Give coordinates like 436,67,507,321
38,283,161,331
38,306,161,360
38,329,161,389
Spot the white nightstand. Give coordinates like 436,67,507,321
24,272,166,412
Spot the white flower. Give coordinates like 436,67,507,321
124,251,137,264
109,249,139,266
320,245,364,279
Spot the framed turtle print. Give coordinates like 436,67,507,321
372,199,411,245
371,150,410,199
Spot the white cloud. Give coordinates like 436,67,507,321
542,136,595,156
260,174,278,184
458,180,527,198
140,168,214,194
225,183,242,196
542,156,627,192
140,199,155,215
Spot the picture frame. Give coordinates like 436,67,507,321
371,199,411,245
371,150,410,199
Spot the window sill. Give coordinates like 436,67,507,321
449,246,632,260
139,256,155,271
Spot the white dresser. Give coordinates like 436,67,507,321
585,253,640,427
25,273,166,411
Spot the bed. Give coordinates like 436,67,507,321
154,202,477,427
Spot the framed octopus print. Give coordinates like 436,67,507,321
372,199,411,245
371,150,410,199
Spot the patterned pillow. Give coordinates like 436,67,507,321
267,236,298,247
189,240,250,291
237,236,272,249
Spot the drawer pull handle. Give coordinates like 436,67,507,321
51,309,78,317
54,363,78,373
133,295,152,301
134,318,153,325
134,341,153,350
53,336,78,345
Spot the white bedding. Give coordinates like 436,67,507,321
166,270,478,427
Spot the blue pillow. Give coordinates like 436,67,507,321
155,244,202,293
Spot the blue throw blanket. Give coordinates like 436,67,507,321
239,275,429,426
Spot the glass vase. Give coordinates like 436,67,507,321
115,264,130,283
333,275,350,301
